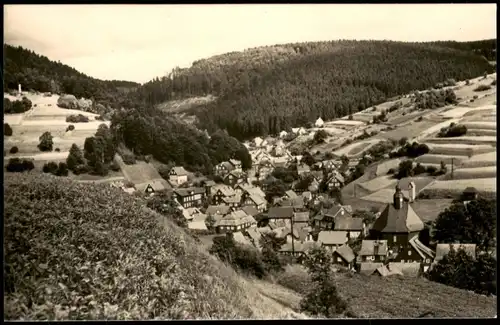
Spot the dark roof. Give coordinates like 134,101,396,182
170,166,188,176
279,197,305,208
334,217,364,231
205,205,232,216
334,244,356,263
268,207,294,219
174,187,205,197
358,240,388,256
293,211,310,223
318,231,348,245
372,202,424,233
359,262,384,275
242,206,259,217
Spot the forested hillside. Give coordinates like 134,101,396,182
131,40,495,140
430,39,496,61
3,45,140,107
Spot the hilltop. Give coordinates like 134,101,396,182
132,40,495,140
3,173,307,320
3,44,140,108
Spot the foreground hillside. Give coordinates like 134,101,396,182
134,40,495,140
3,45,139,107
4,173,305,320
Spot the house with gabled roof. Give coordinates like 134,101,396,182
317,231,348,252
325,170,345,189
333,244,356,269
229,159,242,172
214,210,257,233
293,211,310,224
334,217,365,239
173,187,206,208
313,205,351,229
359,262,385,276
357,240,389,263
242,194,267,212
222,193,242,209
245,226,263,251
279,241,320,259
321,160,338,171
212,184,237,205
232,231,254,247
315,117,325,127
214,161,235,176
284,190,298,200
205,204,232,218
297,163,311,176
370,185,425,249
223,171,247,187
135,179,172,194
241,205,259,218
169,166,189,186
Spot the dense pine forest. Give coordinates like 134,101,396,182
3,45,140,107
131,40,496,140
4,39,496,143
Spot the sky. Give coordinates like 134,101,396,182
4,4,497,84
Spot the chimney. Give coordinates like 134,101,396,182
408,182,416,203
373,241,380,257
393,185,404,210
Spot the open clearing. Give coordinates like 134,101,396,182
358,175,397,192
443,166,496,180
5,151,70,161
466,128,497,137
423,136,496,146
411,199,454,222
423,178,496,193
461,121,497,130
333,139,382,158
375,158,401,176
438,104,496,119
415,154,468,166
460,151,497,168
115,155,163,185
387,110,428,126
425,143,496,156
328,119,366,127
360,177,435,204
376,120,437,141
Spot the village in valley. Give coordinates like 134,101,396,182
44,72,494,278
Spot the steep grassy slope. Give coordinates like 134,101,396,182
133,40,494,140
3,45,139,107
276,265,496,318
4,173,304,320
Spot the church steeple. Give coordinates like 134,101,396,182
393,184,404,210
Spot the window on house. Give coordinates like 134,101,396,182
393,235,397,243
401,260,405,263
408,251,412,256
337,257,342,262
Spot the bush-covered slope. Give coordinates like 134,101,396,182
3,44,139,107
4,174,303,320
132,40,494,140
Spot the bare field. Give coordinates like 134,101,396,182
439,104,496,119
461,121,497,130
423,177,496,193
423,136,496,146
411,199,454,222
329,119,366,127
426,143,495,157
415,154,467,166
387,110,427,126
5,151,71,161
375,158,401,176
460,151,497,168
361,177,435,203
334,139,382,158
443,166,496,180
116,156,163,185
359,175,398,192
376,121,437,141
466,129,496,137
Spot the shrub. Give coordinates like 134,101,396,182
66,124,75,132
72,164,90,175
38,131,54,152
415,116,424,122
413,163,426,175
438,124,467,138
348,115,353,120
398,137,408,146
9,146,18,154
465,79,470,85
110,161,121,172
6,158,35,173
491,79,497,86
4,98,13,113
4,123,13,136
66,144,85,171
474,84,491,92
473,95,479,99
56,162,69,176
55,148,61,152
122,153,136,165
43,162,59,174
387,168,395,175
426,165,438,175
66,114,89,123
95,115,105,121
